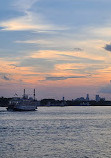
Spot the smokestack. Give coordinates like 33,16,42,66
24,89,25,98
34,89,35,100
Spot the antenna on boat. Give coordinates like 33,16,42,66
34,89,35,101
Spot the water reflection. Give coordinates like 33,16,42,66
0,106,111,158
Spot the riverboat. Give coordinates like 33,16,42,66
7,89,38,111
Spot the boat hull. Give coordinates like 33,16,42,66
7,107,37,111
7,102,38,111
7,106,37,111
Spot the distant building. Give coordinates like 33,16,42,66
95,95,100,102
95,95,105,102
62,96,65,102
86,94,89,101
100,98,105,102
75,97,85,101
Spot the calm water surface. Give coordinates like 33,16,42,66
0,106,111,158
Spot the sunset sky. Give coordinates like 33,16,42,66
1,0,111,100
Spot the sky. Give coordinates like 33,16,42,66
0,0,111,100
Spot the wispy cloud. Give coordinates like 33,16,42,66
1,0,111,99
15,39,84,52
0,13,56,31
0,73,11,81
13,0,38,11
0,0,67,32
3,75,10,81
45,75,89,81
89,27,111,38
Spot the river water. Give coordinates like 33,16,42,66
0,106,111,158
